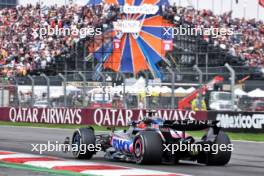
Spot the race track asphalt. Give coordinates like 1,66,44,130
0,126,263,176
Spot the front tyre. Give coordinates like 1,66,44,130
72,128,96,159
207,131,232,165
133,131,163,164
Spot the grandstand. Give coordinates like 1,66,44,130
0,1,263,80
0,0,263,109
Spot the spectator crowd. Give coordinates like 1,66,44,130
0,2,118,77
0,2,263,78
163,4,264,67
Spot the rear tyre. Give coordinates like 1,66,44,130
133,131,163,164
72,128,96,159
207,131,232,165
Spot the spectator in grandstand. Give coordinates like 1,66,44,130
0,2,263,78
0,2,118,77
163,4,264,67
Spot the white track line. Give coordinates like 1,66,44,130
0,153,42,159
24,160,100,168
0,150,190,176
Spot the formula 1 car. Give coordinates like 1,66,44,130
65,118,232,165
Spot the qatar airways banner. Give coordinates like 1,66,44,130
0,107,207,126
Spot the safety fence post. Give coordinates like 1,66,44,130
117,72,127,108
58,73,67,107
193,65,203,106
78,72,87,107
225,63,236,111
168,68,175,109
96,71,106,102
27,75,35,106
40,74,50,107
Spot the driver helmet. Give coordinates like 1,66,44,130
146,109,157,118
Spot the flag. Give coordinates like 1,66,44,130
113,39,120,49
162,40,173,51
260,0,264,7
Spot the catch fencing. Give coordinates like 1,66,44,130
0,65,262,110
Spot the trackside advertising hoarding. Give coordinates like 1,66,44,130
0,108,206,126
0,107,263,132
208,111,264,133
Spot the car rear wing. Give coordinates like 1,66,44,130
162,120,220,131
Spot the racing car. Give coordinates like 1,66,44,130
65,114,232,165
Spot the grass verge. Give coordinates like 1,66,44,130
0,121,124,131
188,131,264,142
0,121,263,142
0,161,94,176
